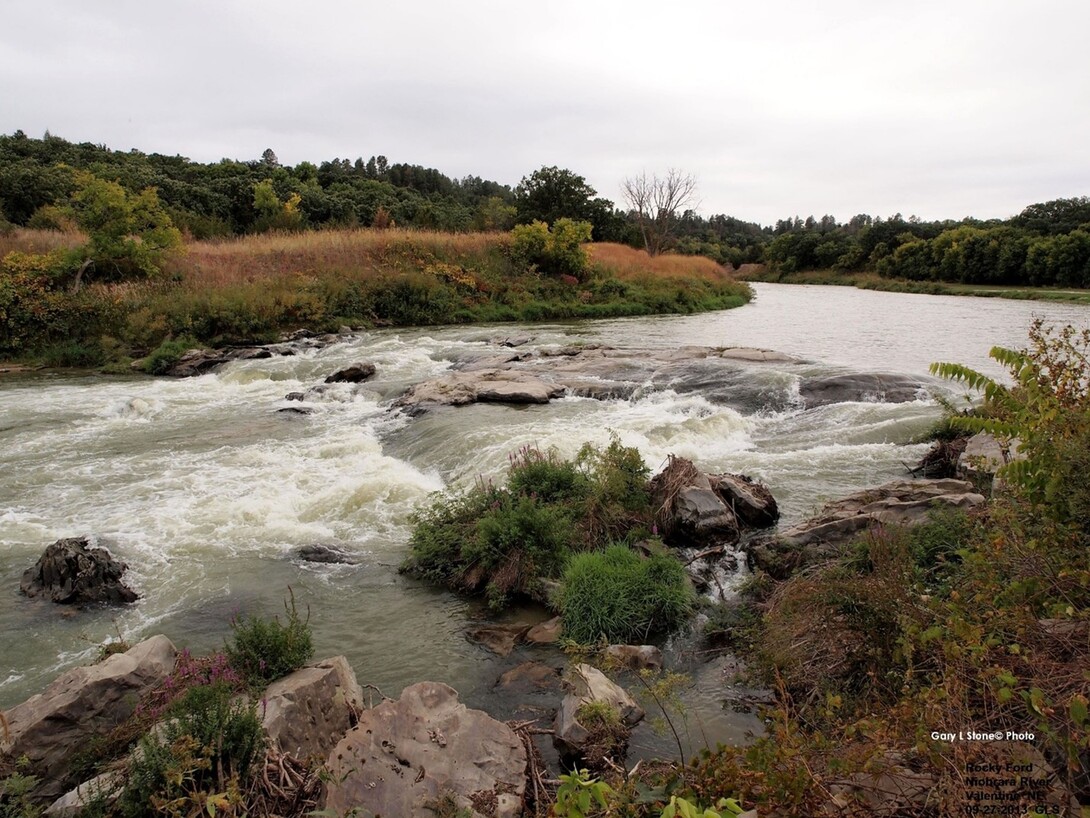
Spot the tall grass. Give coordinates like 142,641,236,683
2,227,752,364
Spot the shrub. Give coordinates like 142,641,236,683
511,218,592,278
559,544,694,644
142,336,198,375
225,592,313,686
403,441,655,609
119,681,262,818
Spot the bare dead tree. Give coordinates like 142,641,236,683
621,169,698,256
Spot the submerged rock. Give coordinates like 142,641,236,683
495,661,563,695
20,537,138,606
525,616,562,644
1,636,177,804
747,478,986,578
467,623,532,657
798,373,927,408
323,681,526,818
294,544,359,564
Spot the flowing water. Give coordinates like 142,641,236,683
2,283,1089,756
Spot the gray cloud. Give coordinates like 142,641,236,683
2,0,1088,224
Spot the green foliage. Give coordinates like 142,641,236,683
404,441,658,610
931,320,1090,524
552,769,612,818
0,758,41,818
559,545,694,644
142,336,198,375
119,681,261,818
68,171,183,282
511,218,592,278
225,591,313,686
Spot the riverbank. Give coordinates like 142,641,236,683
737,266,1090,304
0,228,750,370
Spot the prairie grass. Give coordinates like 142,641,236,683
1,227,751,365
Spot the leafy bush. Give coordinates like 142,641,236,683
931,320,1090,527
511,218,592,278
559,544,693,644
225,592,313,686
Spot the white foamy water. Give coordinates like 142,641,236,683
2,284,1088,750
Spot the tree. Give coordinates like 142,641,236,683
67,171,182,286
621,169,698,256
514,166,600,227
261,148,280,168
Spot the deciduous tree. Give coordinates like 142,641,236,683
621,169,698,256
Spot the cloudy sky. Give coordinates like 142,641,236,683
3,1,1088,225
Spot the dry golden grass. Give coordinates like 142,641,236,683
174,227,507,289
587,242,728,280
0,226,84,257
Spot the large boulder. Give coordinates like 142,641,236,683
20,537,139,606
650,457,741,546
260,655,364,761
396,370,564,411
323,682,527,818
709,472,779,528
1,636,177,804
747,479,985,578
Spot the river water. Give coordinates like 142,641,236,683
2,283,1088,754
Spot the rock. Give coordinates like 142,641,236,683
495,662,562,694
674,486,741,543
827,762,936,816
161,348,231,377
231,347,272,360
323,681,526,818
710,473,779,528
525,616,562,644
261,656,363,761
324,362,377,383
604,645,663,672
294,544,358,564
1,636,177,803
957,432,1021,480
651,457,740,546
554,664,644,758
475,379,563,404
20,537,139,606
747,479,986,578
284,391,305,401
467,623,531,657
44,772,123,817
396,370,563,411
277,406,314,415
799,373,927,407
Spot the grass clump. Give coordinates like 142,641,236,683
225,592,313,686
403,439,656,610
559,544,694,644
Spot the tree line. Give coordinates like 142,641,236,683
2,130,1088,288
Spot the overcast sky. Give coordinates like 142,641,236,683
3,1,1088,225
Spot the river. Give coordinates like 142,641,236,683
2,283,1088,756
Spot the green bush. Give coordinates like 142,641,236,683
142,336,198,375
225,593,313,686
404,441,655,610
559,544,694,643
511,218,592,278
119,681,262,818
